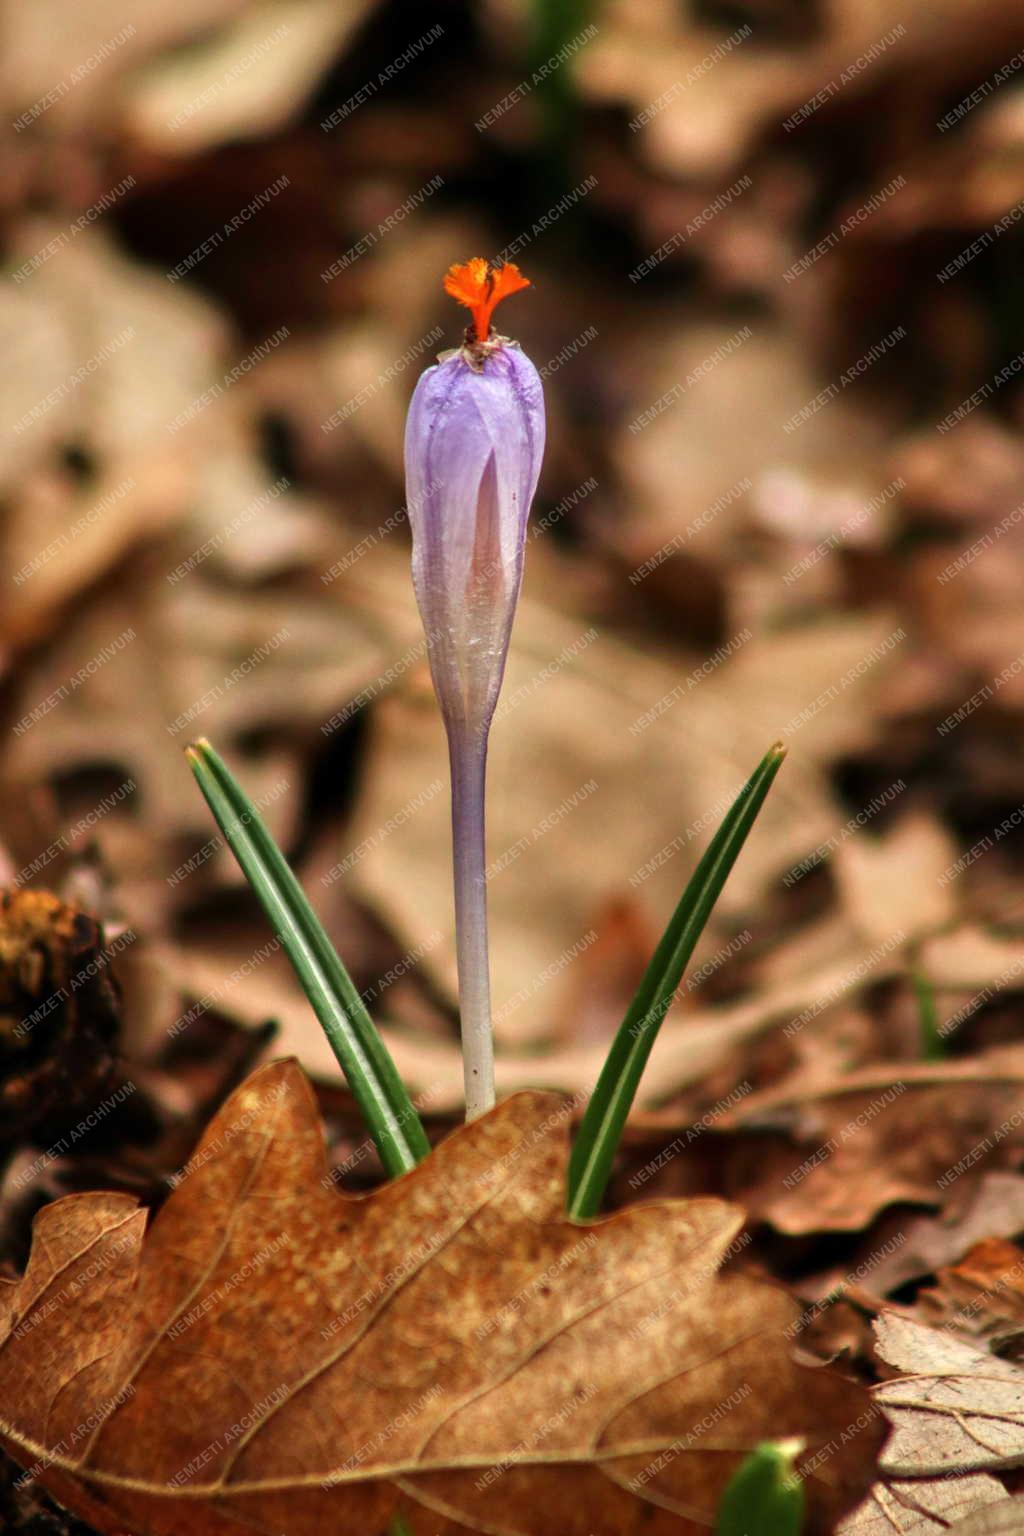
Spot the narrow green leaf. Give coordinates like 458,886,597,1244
567,743,786,1219
715,1438,805,1536
185,737,429,1178
913,968,946,1060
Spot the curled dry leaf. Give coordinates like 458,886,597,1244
0,1061,883,1535
867,1173,1024,1298
916,1238,1024,1352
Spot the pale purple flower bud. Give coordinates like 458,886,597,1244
405,340,545,735
403,260,545,1118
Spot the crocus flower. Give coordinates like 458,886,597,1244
404,259,545,1118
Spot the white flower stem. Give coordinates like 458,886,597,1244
449,728,495,1119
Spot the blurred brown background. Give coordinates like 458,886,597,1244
2,0,1024,1160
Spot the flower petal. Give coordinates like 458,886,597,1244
404,343,544,732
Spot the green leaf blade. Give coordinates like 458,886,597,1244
185,738,429,1177
715,1439,805,1536
567,742,786,1219
913,968,946,1060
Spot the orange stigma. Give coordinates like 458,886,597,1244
443,258,530,343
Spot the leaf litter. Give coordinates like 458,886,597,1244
2,0,1024,1529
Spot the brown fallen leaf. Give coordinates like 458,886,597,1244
873,1312,1024,1476
0,1060,883,1535
866,1173,1024,1298
714,1048,1024,1234
947,1499,1024,1533
917,1239,1024,1354
0,0,244,131
122,0,375,155
836,1311,1024,1533
836,1471,1009,1535
831,812,959,947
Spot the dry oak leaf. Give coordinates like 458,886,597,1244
0,1061,884,1535
874,1313,1024,1476
835,1471,1009,1535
